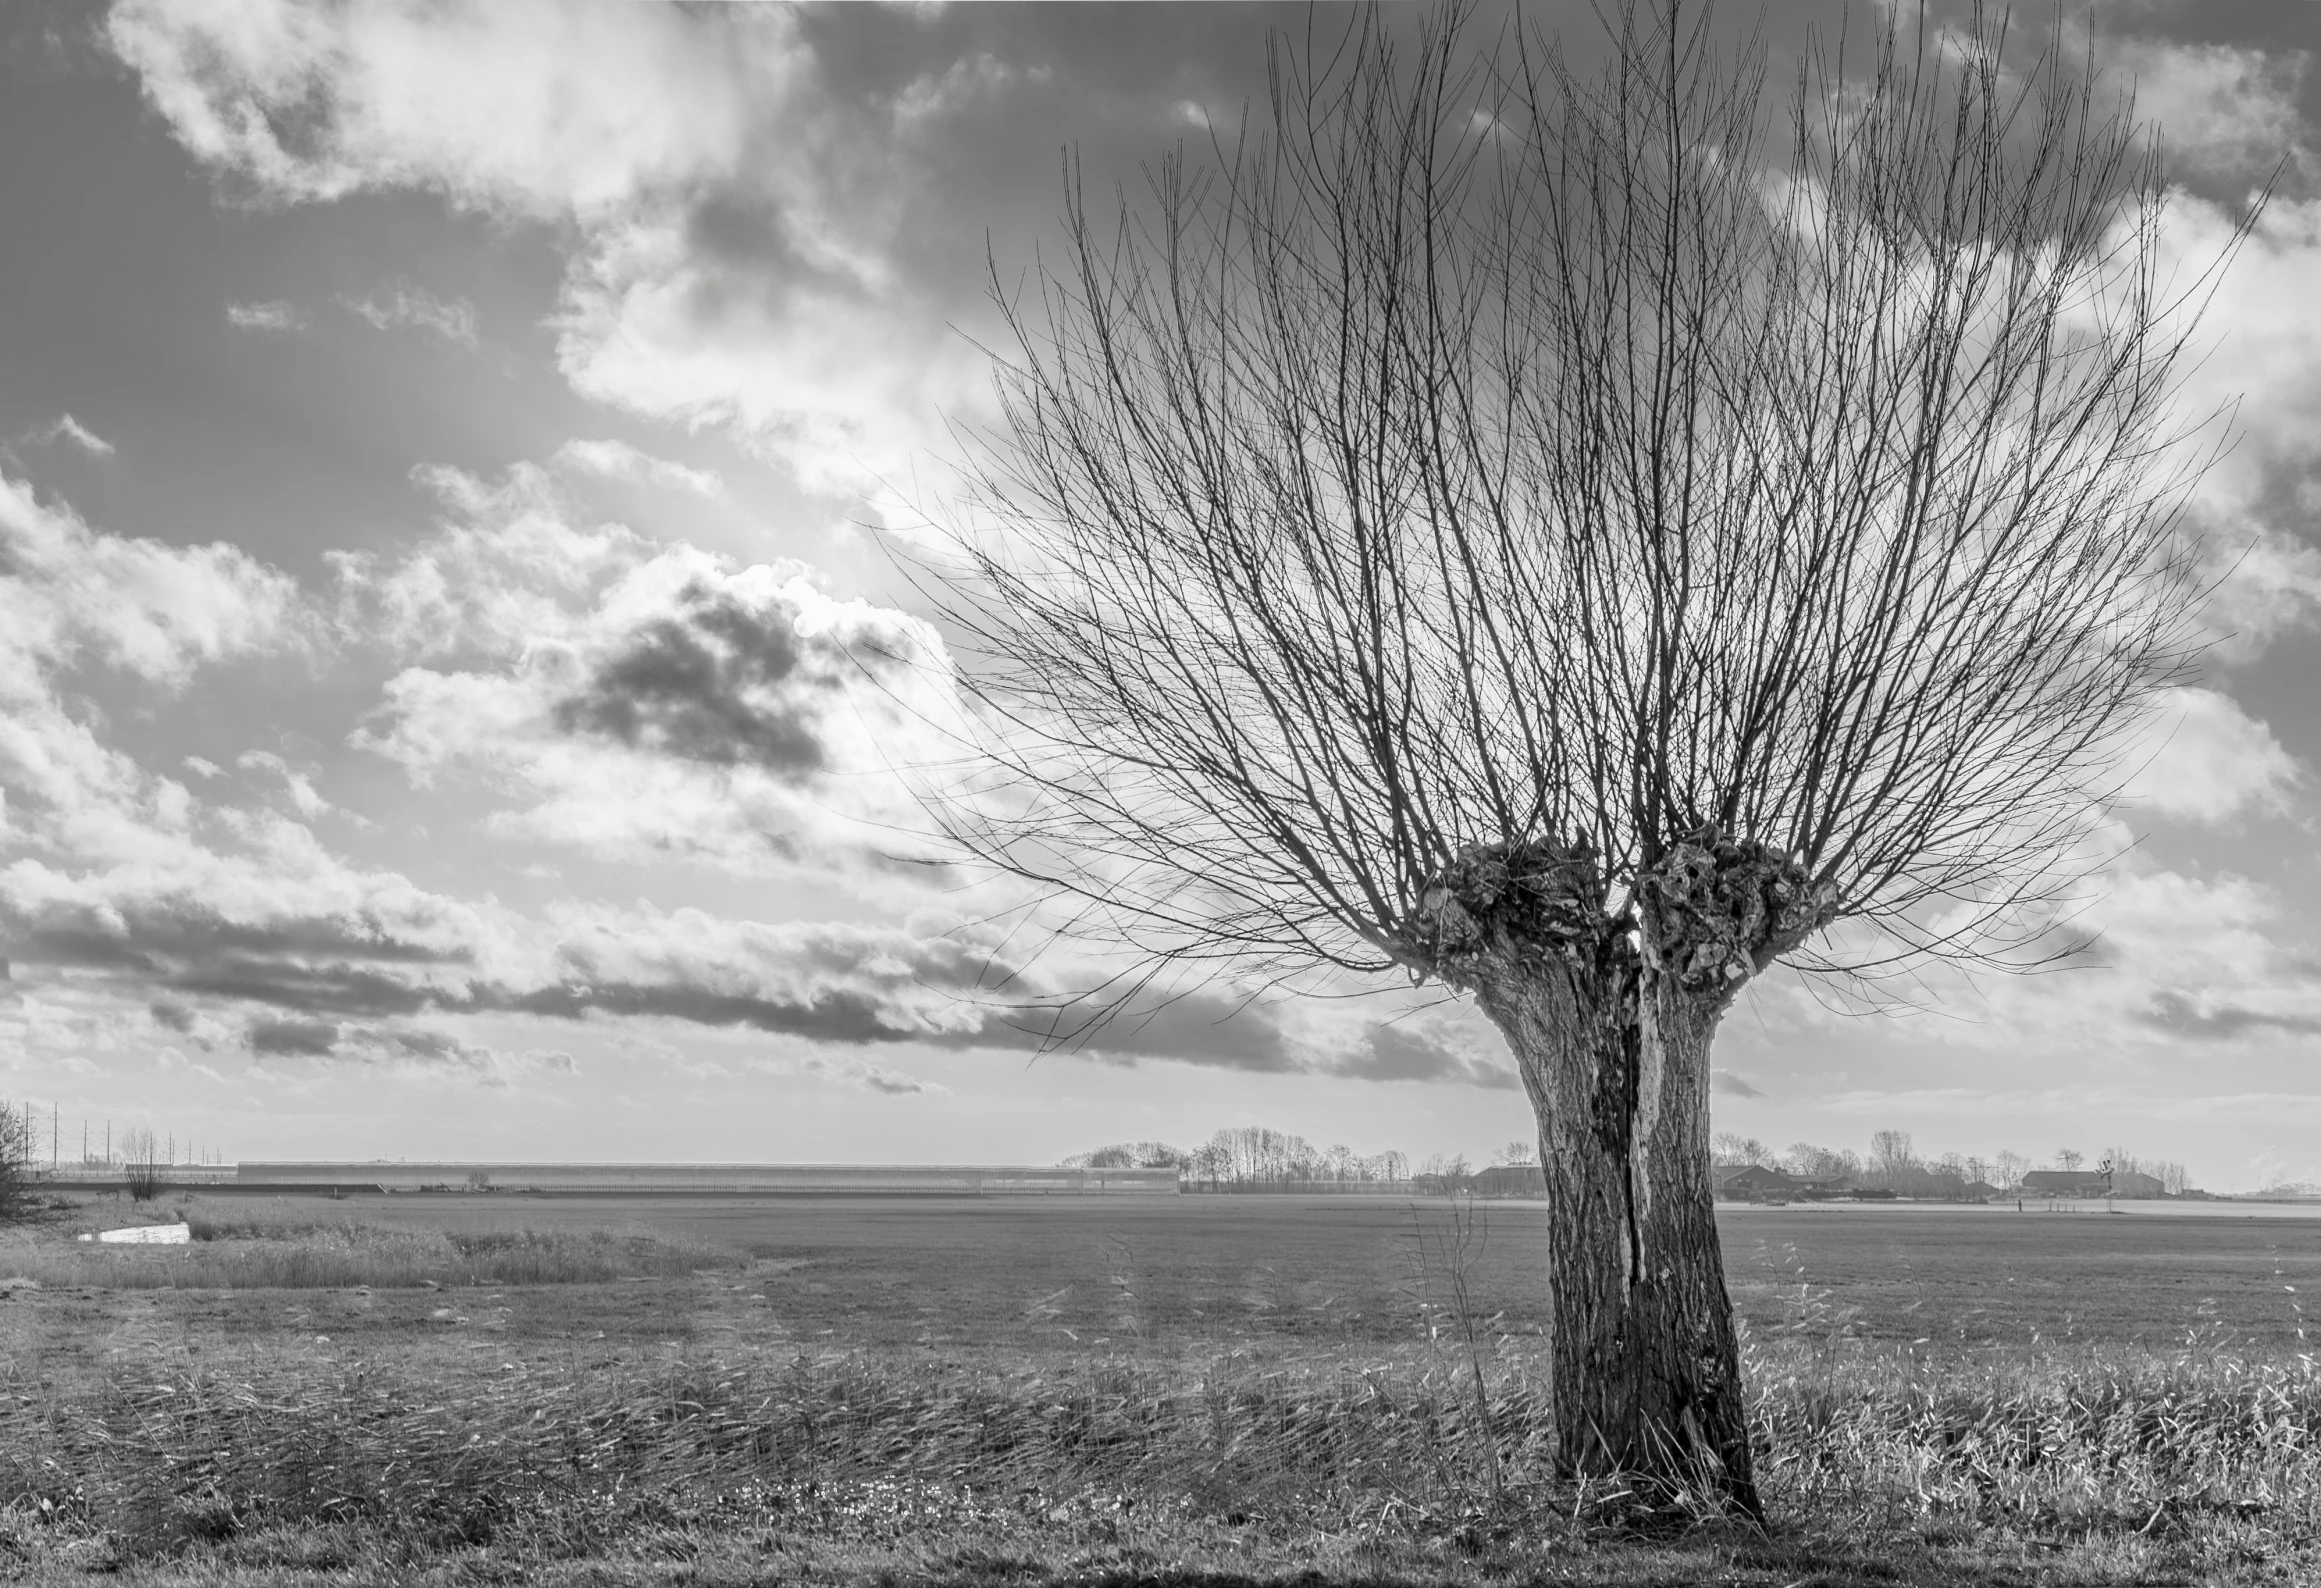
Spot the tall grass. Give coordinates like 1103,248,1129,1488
5,1327,2319,1566
0,1221,739,1290
5,1207,2317,1578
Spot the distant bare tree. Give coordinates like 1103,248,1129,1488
120,1126,164,1202
1062,1140,1190,1171
0,1101,31,1223
2056,1148,2086,1174
1870,1130,1918,1181
928,0,2241,1513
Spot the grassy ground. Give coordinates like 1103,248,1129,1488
4,1192,2319,1584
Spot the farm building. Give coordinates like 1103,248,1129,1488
2109,1168,2166,1199
1714,1163,1808,1200
1468,1164,1548,1198
2018,1169,2115,1199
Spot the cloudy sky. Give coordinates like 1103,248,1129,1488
0,0,2316,1188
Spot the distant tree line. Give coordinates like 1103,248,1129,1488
1712,1130,2194,1196
1064,1129,1564,1192
1064,1127,1411,1187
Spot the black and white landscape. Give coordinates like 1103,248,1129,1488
4,1,2321,1582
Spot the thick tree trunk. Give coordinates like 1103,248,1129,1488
1474,953,1758,1517
1400,832,1830,1518
1392,831,1828,1513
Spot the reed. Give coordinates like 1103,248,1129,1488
3,1325,2317,1577
0,1221,738,1291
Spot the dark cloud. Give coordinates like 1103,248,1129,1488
552,583,833,776
0,887,483,1028
249,1017,340,1056
3,893,471,974
2138,990,2321,1041
240,1019,577,1087
507,980,942,1044
1347,1020,1521,1090
1712,1068,1766,1098
1043,991,1300,1072
169,959,440,1017
7,874,1517,1089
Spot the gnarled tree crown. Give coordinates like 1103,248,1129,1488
918,0,2238,1001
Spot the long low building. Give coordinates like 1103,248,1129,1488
233,1161,1180,1195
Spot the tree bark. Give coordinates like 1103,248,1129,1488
1474,951,1758,1517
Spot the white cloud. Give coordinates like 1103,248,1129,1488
764,1052,948,1096
226,299,303,332
1963,860,2321,1052
235,750,333,821
354,544,964,869
0,471,301,694
551,438,723,498
338,286,477,346
2198,526,2321,665
14,414,116,457
2109,38,2309,185
0,472,302,863
2117,686,2302,823
2153,195,2321,487
107,0,779,217
329,463,648,659
338,466,965,869
108,0,1007,500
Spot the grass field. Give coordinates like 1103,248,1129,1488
5,1191,2321,1585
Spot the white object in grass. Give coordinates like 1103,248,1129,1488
77,1223,191,1245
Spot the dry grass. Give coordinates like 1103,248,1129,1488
3,1200,2315,1582
2,1321,2317,1582
0,1207,740,1292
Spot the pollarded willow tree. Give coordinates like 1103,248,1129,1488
922,0,2242,1515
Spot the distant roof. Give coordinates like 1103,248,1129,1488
2020,1170,2112,1192
1716,1163,1798,1185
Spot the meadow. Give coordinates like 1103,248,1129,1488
5,1191,2321,1585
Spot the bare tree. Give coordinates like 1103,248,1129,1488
926,0,2238,1513
1870,1130,1917,1181
0,1101,30,1224
2056,1147,2085,1174
120,1126,164,1202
